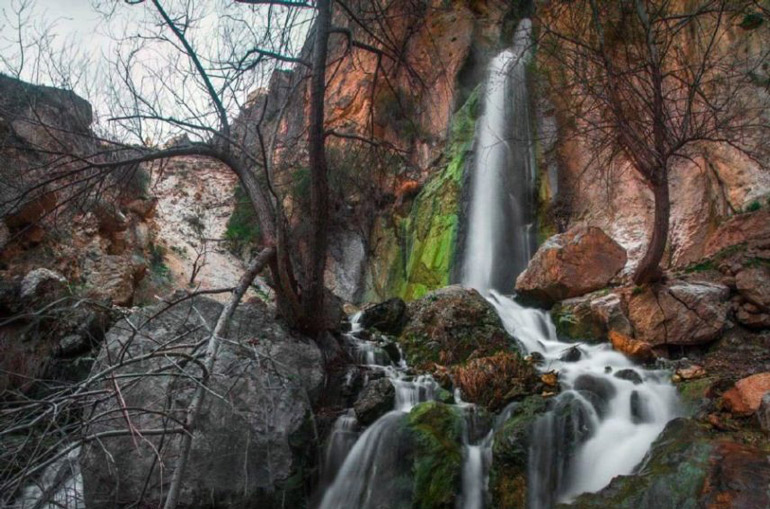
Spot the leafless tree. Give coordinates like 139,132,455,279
537,0,770,283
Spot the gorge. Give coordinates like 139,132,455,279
2,1,770,508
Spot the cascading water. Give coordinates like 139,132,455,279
458,17,679,509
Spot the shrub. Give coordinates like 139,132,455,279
224,184,261,253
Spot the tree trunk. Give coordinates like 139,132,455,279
633,174,670,284
304,0,332,335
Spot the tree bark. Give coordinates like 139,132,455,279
304,0,332,335
633,174,670,284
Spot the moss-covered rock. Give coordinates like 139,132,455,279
551,295,605,341
406,401,465,509
398,285,514,368
364,87,480,302
489,396,549,509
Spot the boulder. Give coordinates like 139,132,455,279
20,268,68,306
736,302,770,330
354,378,395,425
735,266,770,311
80,297,323,508
551,292,633,341
609,330,655,363
627,281,729,347
360,297,408,334
398,285,512,368
704,210,770,258
722,372,770,416
615,369,643,385
515,227,627,305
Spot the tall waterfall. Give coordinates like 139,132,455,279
460,18,679,508
461,19,536,293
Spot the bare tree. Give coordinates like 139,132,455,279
537,0,770,283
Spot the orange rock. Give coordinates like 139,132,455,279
609,330,655,363
722,372,770,416
676,364,706,381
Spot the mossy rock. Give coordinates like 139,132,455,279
407,401,464,509
551,296,605,341
560,418,713,509
489,395,549,509
398,286,515,369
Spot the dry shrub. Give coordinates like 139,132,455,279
452,351,537,411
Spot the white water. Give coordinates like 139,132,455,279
458,17,680,508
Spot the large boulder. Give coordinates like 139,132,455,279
354,377,395,425
83,255,145,306
515,227,627,305
80,297,324,508
398,285,512,368
735,266,770,311
360,297,408,335
551,291,633,341
626,281,730,348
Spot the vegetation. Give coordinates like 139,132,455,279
225,184,262,253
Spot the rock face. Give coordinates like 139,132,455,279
704,210,770,258
515,227,627,305
722,372,770,416
627,281,730,347
80,297,324,508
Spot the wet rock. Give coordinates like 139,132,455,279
406,402,464,509
758,393,770,433
552,295,605,341
490,396,549,509
630,390,652,423
573,374,616,418
627,281,729,347
735,266,770,311
609,330,655,363
560,345,582,362
615,369,643,385
381,341,402,365
452,352,538,411
722,372,770,416
398,285,513,368
81,297,323,509
354,378,395,425
20,268,68,306
515,227,627,305
360,297,408,334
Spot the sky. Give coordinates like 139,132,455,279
0,0,312,142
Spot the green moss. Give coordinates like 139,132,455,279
407,402,464,509
366,86,481,301
677,377,713,415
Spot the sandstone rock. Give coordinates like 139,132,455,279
360,297,408,334
627,281,729,347
81,297,323,508
758,393,770,433
515,227,627,305
398,285,513,368
722,372,770,416
84,255,141,306
590,293,633,336
20,268,68,305
675,364,706,381
736,303,770,330
609,330,656,363
354,377,395,425
704,210,770,258
735,266,770,311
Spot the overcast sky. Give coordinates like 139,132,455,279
0,0,312,142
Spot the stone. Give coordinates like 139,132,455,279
609,330,655,363
354,377,395,425
627,281,729,347
360,297,408,334
515,227,627,305
704,210,770,258
675,364,706,381
758,393,770,433
84,255,139,306
560,346,582,362
736,304,770,330
615,369,643,385
573,374,616,417
20,268,68,306
722,372,770,416
80,297,323,508
735,266,770,311
57,334,88,357
398,285,514,368
589,293,633,336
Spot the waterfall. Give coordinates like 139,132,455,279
461,19,536,293
458,18,680,508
